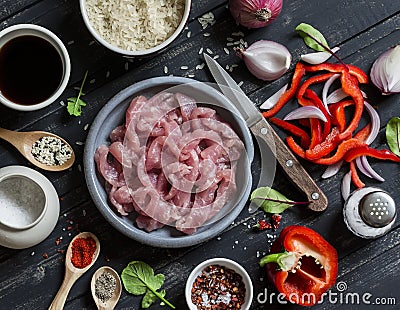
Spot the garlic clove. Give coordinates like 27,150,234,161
260,84,288,109
301,47,340,65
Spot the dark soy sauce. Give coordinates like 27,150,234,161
0,35,63,105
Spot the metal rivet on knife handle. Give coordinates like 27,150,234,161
285,160,293,167
260,127,268,135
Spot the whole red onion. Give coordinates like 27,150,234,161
229,0,283,29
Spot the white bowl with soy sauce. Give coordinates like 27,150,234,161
0,24,71,111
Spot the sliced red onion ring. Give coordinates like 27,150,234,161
355,156,385,181
321,160,343,179
326,88,367,105
284,106,327,122
260,84,288,110
300,47,341,65
363,101,380,145
322,74,340,114
341,170,352,201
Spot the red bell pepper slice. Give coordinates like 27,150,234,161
343,146,400,163
270,117,311,148
305,127,340,160
309,118,322,149
313,138,367,165
338,71,365,140
297,73,335,100
286,136,306,159
350,160,365,188
303,63,368,84
262,62,306,118
304,89,331,139
328,100,354,133
354,123,372,142
260,226,338,306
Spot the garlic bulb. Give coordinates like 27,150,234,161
370,45,400,95
237,40,291,81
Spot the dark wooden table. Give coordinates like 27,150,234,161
1,1,399,309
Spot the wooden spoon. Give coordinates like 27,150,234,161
0,127,75,171
48,232,100,310
91,266,122,310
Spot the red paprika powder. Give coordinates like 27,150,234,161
71,236,97,268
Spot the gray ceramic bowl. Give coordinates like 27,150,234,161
83,77,254,248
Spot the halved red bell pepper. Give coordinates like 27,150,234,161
260,226,338,306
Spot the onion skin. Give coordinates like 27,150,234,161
229,0,283,29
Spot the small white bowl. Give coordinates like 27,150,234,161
0,174,47,230
185,258,253,310
0,24,71,111
0,166,60,249
79,0,191,57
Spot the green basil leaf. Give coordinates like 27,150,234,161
250,187,294,214
386,117,400,156
296,23,330,52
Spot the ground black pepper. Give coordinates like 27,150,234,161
95,271,117,303
191,264,246,309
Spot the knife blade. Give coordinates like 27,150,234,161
204,54,328,211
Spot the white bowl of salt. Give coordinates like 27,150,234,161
0,166,60,249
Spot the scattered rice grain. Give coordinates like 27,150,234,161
213,55,219,60
187,31,191,38
90,79,96,84
164,66,169,74
224,47,229,54
198,47,204,55
203,32,211,37
180,65,188,70
238,81,244,87
106,71,110,78
206,48,213,54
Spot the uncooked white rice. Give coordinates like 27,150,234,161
85,0,185,51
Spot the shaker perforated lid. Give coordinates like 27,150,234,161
359,191,396,228
343,187,397,239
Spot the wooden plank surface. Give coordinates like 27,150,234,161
0,0,399,309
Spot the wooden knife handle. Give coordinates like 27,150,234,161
250,118,328,211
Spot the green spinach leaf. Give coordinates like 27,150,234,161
386,117,400,156
121,261,175,309
250,187,295,213
296,23,330,52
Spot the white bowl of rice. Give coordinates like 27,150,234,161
80,0,191,57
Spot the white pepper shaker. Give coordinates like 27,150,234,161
343,187,396,238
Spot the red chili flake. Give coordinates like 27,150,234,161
42,252,49,259
55,237,62,245
254,219,272,230
70,236,97,269
67,226,73,231
272,214,282,230
57,249,65,254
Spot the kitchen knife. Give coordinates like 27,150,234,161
204,54,328,212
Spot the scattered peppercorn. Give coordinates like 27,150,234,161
70,236,97,268
191,264,246,309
